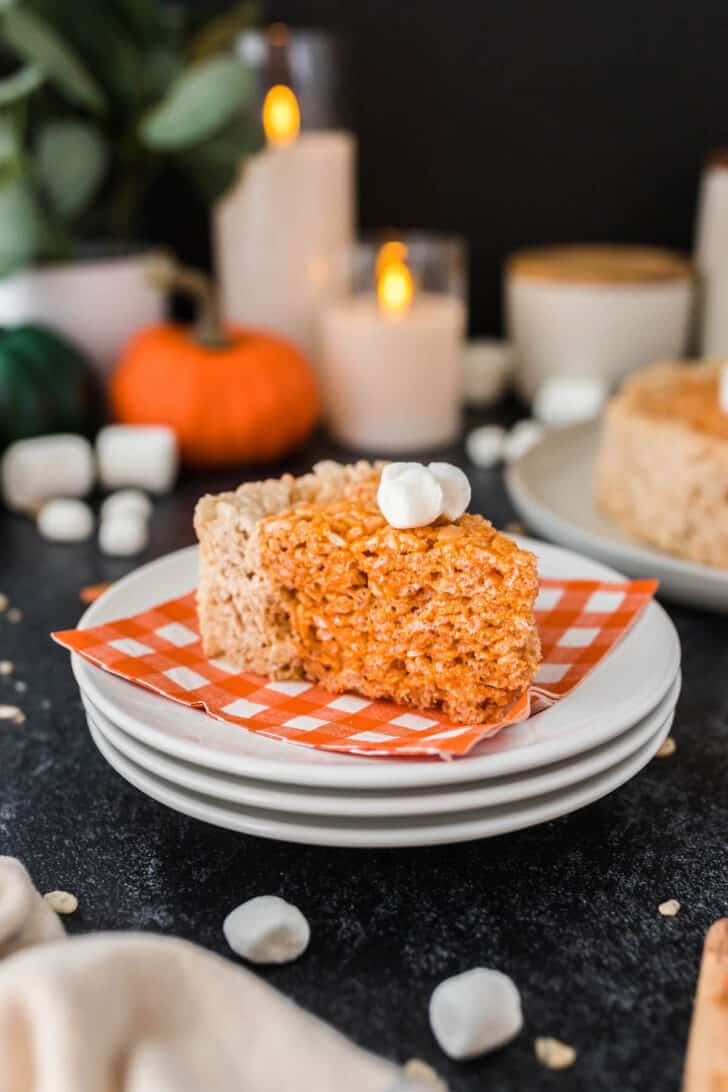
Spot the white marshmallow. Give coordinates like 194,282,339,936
37,499,94,543
223,895,310,964
462,339,513,406
96,425,178,494
720,362,728,414
427,463,471,520
465,425,506,468
2,434,94,513
533,374,607,428
429,968,523,1060
100,488,153,522
502,419,545,463
98,512,149,557
377,463,443,529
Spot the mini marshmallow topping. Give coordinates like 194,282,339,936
223,895,310,964
377,462,470,529
429,967,523,1060
427,463,471,521
720,362,728,414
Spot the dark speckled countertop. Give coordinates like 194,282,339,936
1,413,727,1092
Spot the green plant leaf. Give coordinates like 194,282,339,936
0,171,51,276
1,7,106,113
0,63,44,105
177,113,263,203
0,110,22,165
187,1,260,62
35,119,108,219
139,56,254,150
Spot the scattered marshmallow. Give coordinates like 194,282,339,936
429,968,523,1060
99,513,149,557
658,898,681,917
223,895,310,964
37,499,94,543
96,424,178,494
465,425,506,468
534,1037,577,1070
462,339,513,406
1,434,94,512
377,463,444,529
720,363,728,414
533,375,607,428
427,463,471,521
502,419,544,462
100,488,153,522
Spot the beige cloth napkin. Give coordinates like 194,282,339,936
0,858,442,1092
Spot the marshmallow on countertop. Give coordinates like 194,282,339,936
465,425,506,468
100,488,153,522
502,419,544,462
223,896,310,964
720,362,728,414
1,434,95,513
98,512,149,557
429,968,523,1060
376,462,471,529
96,425,178,494
37,499,94,543
533,375,607,428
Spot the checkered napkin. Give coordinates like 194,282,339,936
53,579,657,759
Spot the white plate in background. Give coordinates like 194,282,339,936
506,421,728,612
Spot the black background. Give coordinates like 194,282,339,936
179,0,728,334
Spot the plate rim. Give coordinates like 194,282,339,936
86,710,673,848
73,539,681,788
82,673,680,817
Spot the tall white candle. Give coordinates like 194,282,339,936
320,290,465,451
214,124,355,361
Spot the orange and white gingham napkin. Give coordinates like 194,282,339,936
53,579,657,759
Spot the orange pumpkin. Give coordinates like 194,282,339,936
110,259,320,467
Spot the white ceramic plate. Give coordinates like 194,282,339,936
86,710,673,847
83,670,680,818
505,421,728,612
73,539,680,789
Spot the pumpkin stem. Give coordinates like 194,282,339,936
145,254,230,349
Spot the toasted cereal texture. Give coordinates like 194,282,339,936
194,462,381,676
195,462,540,723
595,361,728,568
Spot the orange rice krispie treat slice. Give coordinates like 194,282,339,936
195,461,540,724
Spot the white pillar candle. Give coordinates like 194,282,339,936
320,291,465,451
214,130,355,361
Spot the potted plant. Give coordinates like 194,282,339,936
0,0,263,375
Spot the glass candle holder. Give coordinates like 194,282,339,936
236,24,352,131
214,25,355,360
319,234,468,453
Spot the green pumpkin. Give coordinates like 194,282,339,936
0,324,100,448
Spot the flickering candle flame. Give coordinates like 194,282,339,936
376,241,414,316
263,84,300,146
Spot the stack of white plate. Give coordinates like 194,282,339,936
74,539,681,848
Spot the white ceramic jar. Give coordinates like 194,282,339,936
505,245,693,399
0,249,166,378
